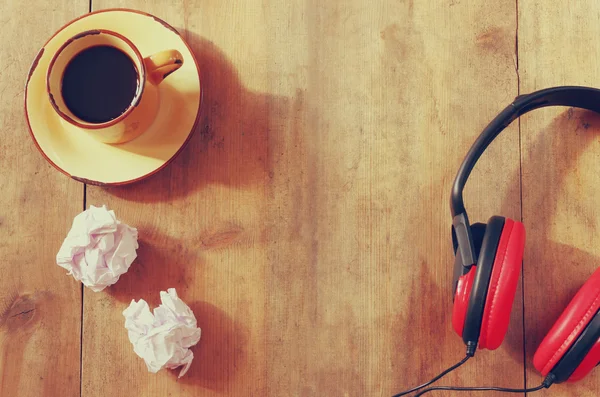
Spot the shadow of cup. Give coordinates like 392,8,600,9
104,32,282,202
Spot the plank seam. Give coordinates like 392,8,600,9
80,3,90,396
514,0,528,395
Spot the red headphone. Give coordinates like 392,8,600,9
451,86,600,385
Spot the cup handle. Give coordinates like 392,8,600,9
144,49,184,85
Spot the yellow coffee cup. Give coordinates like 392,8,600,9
46,29,183,144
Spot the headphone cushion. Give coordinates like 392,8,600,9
478,218,525,350
533,267,600,376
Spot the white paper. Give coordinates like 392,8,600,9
56,205,139,292
123,288,201,377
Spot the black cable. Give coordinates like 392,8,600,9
391,355,471,397
412,373,555,396
413,384,544,396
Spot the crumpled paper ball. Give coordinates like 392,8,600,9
123,288,201,377
56,205,139,292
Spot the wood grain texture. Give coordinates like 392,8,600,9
519,1,600,396
0,1,86,396
81,1,525,396
13,0,600,396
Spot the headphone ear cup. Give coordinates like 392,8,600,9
478,217,525,349
565,318,600,382
461,217,505,346
534,267,600,381
451,222,487,338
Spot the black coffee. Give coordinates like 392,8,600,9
61,45,139,123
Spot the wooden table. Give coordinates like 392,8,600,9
2,1,600,396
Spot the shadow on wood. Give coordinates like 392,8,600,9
104,32,286,201
106,227,201,306
174,300,248,392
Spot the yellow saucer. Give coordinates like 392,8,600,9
25,9,201,185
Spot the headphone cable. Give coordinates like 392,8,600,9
392,347,474,397
411,373,556,396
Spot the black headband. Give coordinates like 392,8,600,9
450,86,600,267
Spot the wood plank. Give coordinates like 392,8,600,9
0,2,86,397
83,2,269,396
519,1,600,395
83,1,522,396
373,1,524,396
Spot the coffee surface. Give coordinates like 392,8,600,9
61,45,138,123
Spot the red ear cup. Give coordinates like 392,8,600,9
452,266,477,337
533,267,600,376
478,218,525,350
567,338,600,382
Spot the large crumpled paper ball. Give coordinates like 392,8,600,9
56,205,139,292
123,288,201,377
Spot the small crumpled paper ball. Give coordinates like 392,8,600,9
123,288,201,377
56,205,139,292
